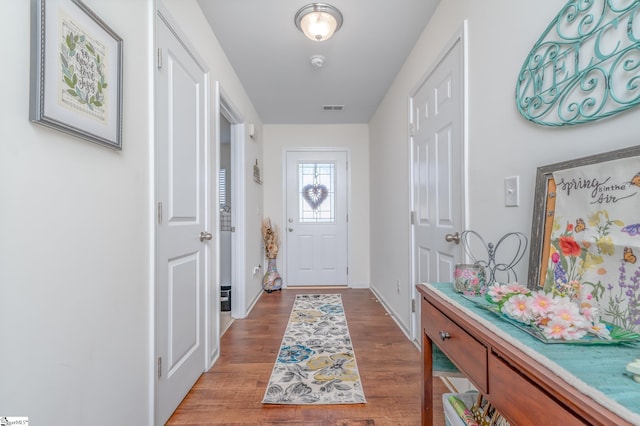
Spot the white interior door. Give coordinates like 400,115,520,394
410,33,465,339
155,14,209,425
286,151,348,286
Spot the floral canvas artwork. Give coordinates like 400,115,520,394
543,156,640,332
59,10,109,122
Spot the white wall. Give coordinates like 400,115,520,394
370,0,640,331
0,0,265,424
263,124,371,288
0,1,152,425
160,0,265,316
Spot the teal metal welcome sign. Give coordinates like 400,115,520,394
516,1,640,126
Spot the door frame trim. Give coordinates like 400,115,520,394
215,82,246,327
408,21,469,343
282,147,351,287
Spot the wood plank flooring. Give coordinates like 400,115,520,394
166,288,447,425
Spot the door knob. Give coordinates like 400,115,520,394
288,227,293,232
200,231,213,242
445,232,461,244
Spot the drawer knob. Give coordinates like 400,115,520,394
439,331,451,341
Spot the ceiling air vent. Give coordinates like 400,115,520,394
322,105,344,111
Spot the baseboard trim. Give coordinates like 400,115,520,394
285,285,349,289
369,287,412,339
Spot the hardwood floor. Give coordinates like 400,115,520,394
166,288,447,425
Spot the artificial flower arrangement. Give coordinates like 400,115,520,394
261,218,279,259
485,281,612,341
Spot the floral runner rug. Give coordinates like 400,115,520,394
262,294,366,405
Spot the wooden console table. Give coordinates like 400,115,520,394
417,283,640,426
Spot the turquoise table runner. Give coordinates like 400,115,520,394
427,283,640,424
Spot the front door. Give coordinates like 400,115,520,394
285,151,348,286
155,13,210,425
410,34,465,338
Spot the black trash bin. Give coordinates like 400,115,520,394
221,286,231,311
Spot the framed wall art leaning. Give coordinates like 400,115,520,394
30,0,123,150
528,145,640,332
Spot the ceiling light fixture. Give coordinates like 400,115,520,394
295,3,343,42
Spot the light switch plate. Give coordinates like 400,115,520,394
505,176,519,207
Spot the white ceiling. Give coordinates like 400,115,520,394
196,0,441,124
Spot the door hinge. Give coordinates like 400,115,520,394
157,357,162,379
346,267,349,275
157,202,163,224
409,123,415,138
411,299,416,313
157,48,163,69
410,211,416,225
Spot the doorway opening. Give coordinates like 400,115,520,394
215,84,246,345
218,113,233,334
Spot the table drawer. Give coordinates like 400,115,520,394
422,299,488,393
488,352,586,425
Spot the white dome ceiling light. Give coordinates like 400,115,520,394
294,3,343,42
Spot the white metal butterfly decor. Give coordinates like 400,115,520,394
460,230,529,284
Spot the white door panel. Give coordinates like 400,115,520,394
411,33,465,339
437,253,455,283
418,246,430,283
286,151,348,286
167,254,199,373
156,15,209,425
